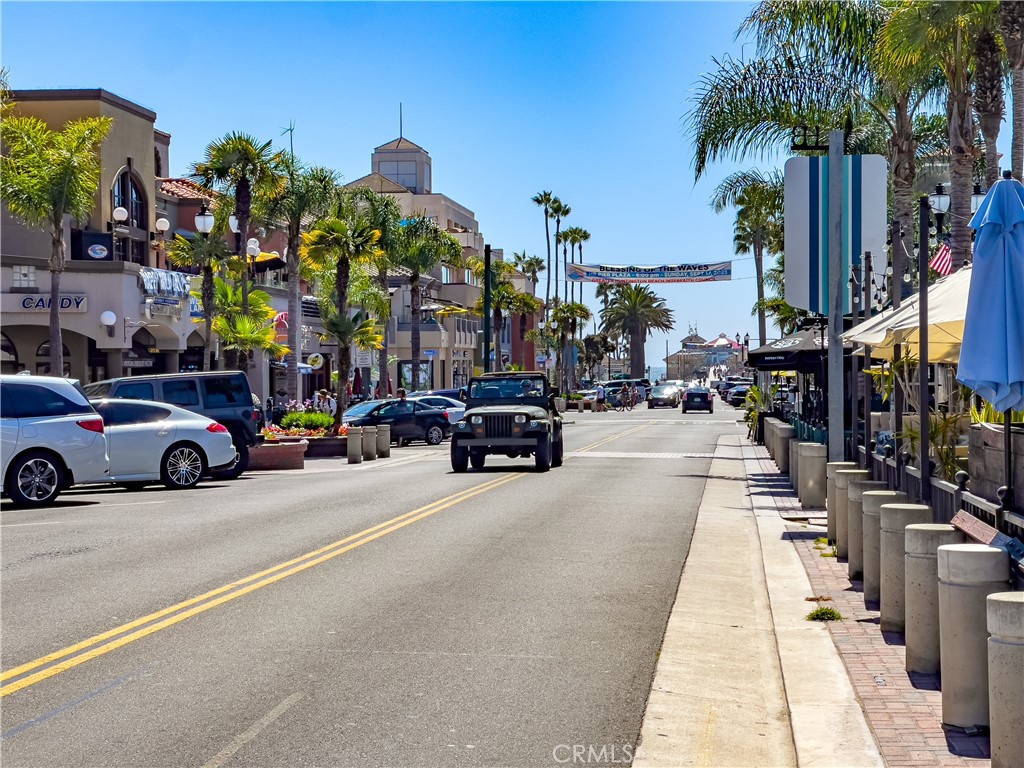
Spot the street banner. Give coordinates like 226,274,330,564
784,154,889,315
567,262,731,283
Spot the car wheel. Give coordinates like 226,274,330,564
681,405,687,413
535,434,551,472
470,449,486,469
161,443,206,489
5,450,64,508
709,405,714,413
425,424,445,446
451,442,469,473
551,436,563,468
211,442,248,480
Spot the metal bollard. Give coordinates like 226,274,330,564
846,480,887,581
905,523,965,673
826,462,858,543
361,426,377,461
376,424,391,458
833,469,870,559
861,490,907,605
347,426,362,464
988,592,1024,768
880,504,933,633
938,544,1009,729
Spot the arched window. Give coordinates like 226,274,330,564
113,170,148,264
36,341,71,358
1,332,18,373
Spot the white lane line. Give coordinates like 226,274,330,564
200,692,304,768
1,522,67,528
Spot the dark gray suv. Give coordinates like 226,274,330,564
83,372,259,478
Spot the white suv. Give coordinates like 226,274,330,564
1,375,109,507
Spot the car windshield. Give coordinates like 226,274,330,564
468,377,546,399
687,387,710,394
344,401,379,417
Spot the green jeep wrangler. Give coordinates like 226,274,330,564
450,372,564,473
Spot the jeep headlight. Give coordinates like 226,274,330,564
529,420,539,428
514,414,526,424
471,415,483,425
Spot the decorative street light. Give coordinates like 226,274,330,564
927,183,951,234
194,205,214,235
970,183,986,214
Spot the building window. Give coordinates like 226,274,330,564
113,170,148,265
378,160,417,190
12,265,36,288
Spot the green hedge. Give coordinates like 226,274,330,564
281,411,335,430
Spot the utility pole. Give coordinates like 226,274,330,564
483,244,492,373
828,130,845,461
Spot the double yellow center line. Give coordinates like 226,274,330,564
576,422,654,453
1,473,522,698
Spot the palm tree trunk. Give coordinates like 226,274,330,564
48,230,64,377
754,233,767,347
948,90,976,266
410,275,421,392
1014,67,1024,180
520,313,528,368
202,266,214,372
543,207,552,321
335,257,352,420
553,222,561,304
378,267,390,397
889,98,916,300
286,229,301,401
237,177,252,315
493,309,503,370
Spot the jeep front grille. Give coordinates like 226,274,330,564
484,414,515,438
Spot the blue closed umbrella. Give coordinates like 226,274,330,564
958,172,1024,412
959,170,1024,511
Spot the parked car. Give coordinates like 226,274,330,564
1,374,109,507
408,394,465,425
726,386,751,407
681,386,714,413
89,399,237,490
648,385,680,408
83,371,258,478
342,399,449,445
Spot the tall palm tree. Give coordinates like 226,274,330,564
971,4,1006,189
1001,2,1024,179
259,155,338,400
548,197,570,304
560,226,586,302
192,132,285,313
711,169,783,347
573,227,591,303
395,216,462,391
510,292,543,368
550,301,593,390
879,1,985,266
1,112,112,376
352,187,404,397
301,198,381,411
601,285,675,378
531,191,555,320
168,230,233,371
470,256,518,369
512,250,545,288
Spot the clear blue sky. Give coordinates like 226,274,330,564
4,1,779,372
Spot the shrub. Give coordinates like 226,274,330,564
806,606,843,622
281,411,335,431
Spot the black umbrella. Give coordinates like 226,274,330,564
746,328,849,374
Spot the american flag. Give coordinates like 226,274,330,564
929,242,952,276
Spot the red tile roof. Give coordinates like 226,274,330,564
159,178,217,202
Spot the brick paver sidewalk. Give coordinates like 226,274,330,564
746,445,991,768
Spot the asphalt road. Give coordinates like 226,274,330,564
1,402,745,767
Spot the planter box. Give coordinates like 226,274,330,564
303,436,347,458
968,423,1024,514
248,440,306,471
566,400,584,411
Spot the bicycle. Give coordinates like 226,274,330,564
614,393,634,412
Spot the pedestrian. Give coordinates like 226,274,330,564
317,388,337,417
595,382,606,412
635,381,646,403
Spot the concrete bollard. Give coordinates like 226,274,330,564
880,504,933,633
861,490,907,605
361,426,377,461
938,544,1010,729
347,426,362,464
834,469,870,559
789,438,800,492
376,424,391,458
988,592,1024,768
797,443,828,508
905,524,966,673
847,480,887,581
826,462,858,543
765,419,778,461
777,426,796,476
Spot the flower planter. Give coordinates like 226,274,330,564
248,440,306,471
303,436,348,458
566,400,584,411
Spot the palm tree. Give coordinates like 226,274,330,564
549,198,570,304
257,156,337,399
319,310,383,426
531,191,554,320
168,231,233,371
1001,2,1024,179
352,187,404,397
395,216,462,391
512,250,545,290
601,285,675,378
550,301,593,390
209,277,280,370
301,199,381,410
470,256,518,369
560,226,588,302
572,227,591,303
192,132,285,313
213,314,289,370
972,4,1006,189
509,292,543,368
1,112,112,376
711,169,783,347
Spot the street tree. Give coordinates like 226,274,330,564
548,198,570,304
601,285,674,378
168,229,233,371
531,191,555,320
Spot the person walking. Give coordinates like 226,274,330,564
635,381,646,403
317,388,337,418
595,382,606,412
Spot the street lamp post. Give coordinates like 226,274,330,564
194,204,215,370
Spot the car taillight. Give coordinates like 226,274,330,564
77,417,104,433
207,423,229,433
442,410,449,419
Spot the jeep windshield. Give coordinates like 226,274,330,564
468,377,546,400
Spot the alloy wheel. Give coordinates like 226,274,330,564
166,447,203,487
18,458,59,501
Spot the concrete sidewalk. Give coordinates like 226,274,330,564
633,435,882,768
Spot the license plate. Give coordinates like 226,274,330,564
692,396,704,403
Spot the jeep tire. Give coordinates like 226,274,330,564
470,448,486,469
451,442,469,473
535,434,551,472
551,435,563,468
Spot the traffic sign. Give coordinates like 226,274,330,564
424,349,437,358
